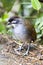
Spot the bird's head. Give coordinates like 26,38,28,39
7,16,22,29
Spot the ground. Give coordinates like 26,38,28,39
0,33,43,65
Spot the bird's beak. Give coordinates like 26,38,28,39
6,21,16,30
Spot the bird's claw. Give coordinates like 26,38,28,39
16,45,24,51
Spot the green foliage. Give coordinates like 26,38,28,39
35,13,43,38
0,22,6,33
2,12,8,22
0,12,8,33
0,0,15,11
31,0,41,10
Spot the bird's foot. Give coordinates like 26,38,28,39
16,44,37,56
23,45,30,56
16,45,24,51
23,51,29,56
23,44,37,56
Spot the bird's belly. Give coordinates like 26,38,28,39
13,24,28,42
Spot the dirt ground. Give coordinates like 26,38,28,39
0,33,43,65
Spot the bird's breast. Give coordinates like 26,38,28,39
12,24,29,42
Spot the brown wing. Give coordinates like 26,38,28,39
24,19,37,42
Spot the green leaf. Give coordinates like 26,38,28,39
2,12,8,22
0,23,6,33
31,0,41,10
3,12,8,19
0,18,2,22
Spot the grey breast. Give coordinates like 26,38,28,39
13,23,28,42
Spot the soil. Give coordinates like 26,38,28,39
0,33,43,65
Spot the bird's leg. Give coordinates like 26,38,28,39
17,42,31,55
23,42,37,56
23,43,30,56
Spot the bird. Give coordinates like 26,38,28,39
7,16,37,55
